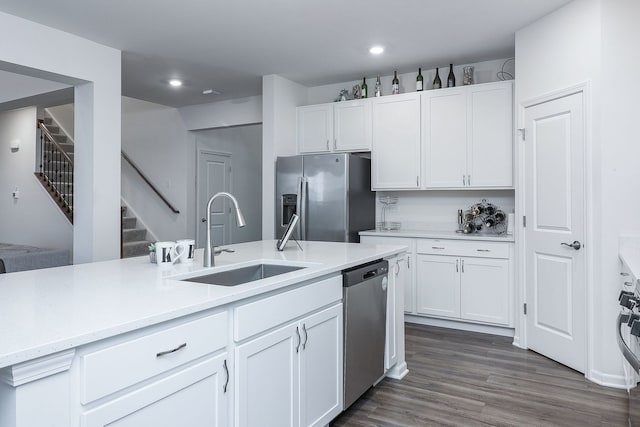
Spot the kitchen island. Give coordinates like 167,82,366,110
0,240,407,427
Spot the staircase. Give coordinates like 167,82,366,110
121,204,152,258
37,109,152,259
36,113,74,223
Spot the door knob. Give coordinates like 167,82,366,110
561,240,581,250
201,217,207,223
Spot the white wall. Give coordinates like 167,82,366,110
262,75,308,239
195,125,263,244
0,70,69,104
0,11,121,263
179,96,262,131
377,190,515,231
307,58,515,104
515,0,640,386
0,107,73,250
121,97,190,241
46,104,74,140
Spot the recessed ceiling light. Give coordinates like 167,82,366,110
168,79,183,87
369,46,384,55
202,89,221,95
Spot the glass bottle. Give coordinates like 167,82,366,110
447,64,456,87
416,68,423,91
361,77,368,98
392,71,399,95
375,75,382,97
433,68,442,89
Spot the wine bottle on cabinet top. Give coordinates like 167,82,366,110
392,71,399,94
361,77,368,98
433,68,442,89
416,68,423,91
375,75,382,97
447,64,456,87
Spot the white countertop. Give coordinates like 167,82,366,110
360,229,515,242
0,240,405,369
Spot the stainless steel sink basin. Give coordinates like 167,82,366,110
182,263,306,286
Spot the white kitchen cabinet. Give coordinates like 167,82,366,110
422,81,513,189
460,257,510,325
82,352,229,427
333,99,371,151
371,93,421,190
297,104,333,153
235,304,343,427
359,236,415,314
297,100,371,154
236,323,299,427
416,254,461,318
299,305,343,427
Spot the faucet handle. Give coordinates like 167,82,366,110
213,247,235,255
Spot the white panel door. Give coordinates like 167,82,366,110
371,93,421,189
197,151,231,247
299,304,343,427
83,354,228,427
460,257,510,325
468,82,513,187
524,92,586,373
416,254,460,318
423,88,468,188
236,323,299,427
334,99,371,151
297,104,333,153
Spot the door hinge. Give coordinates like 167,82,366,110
523,303,527,315
523,216,526,227
518,128,526,141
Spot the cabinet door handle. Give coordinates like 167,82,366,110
407,256,410,269
395,262,400,276
477,249,491,252
432,246,445,250
463,175,466,186
302,324,308,350
334,138,337,150
461,259,465,273
456,259,459,272
326,140,329,150
295,326,301,353
223,359,229,393
621,272,630,276
416,176,419,187
156,342,187,358
467,175,471,186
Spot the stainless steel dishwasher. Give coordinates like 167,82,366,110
342,259,388,409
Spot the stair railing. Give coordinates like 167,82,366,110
37,120,74,222
121,151,180,214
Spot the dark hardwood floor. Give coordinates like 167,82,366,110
332,323,628,426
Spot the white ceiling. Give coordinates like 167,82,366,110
0,0,571,107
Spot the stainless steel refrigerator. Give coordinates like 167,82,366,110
276,153,375,242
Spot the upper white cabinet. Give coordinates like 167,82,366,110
333,100,371,151
371,93,422,190
423,81,513,189
297,104,334,153
297,100,371,153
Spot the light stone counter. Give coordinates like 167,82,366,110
360,228,515,242
0,240,405,369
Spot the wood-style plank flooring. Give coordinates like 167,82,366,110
332,323,628,426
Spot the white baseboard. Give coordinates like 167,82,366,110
588,369,628,389
405,314,515,338
386,362,409,380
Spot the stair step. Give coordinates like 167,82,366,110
43,117,53,125
44,141,73,152
43,125,60,134
122,216,137,229
123,241,151,258
123,228,147,243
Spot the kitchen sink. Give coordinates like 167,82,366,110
181,263,306,286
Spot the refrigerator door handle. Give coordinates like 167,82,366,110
300,177,308,240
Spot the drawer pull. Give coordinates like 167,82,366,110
156,343,187,358
302,323,308,350
477,249,491,252
295,326,301,353
432,246,445,250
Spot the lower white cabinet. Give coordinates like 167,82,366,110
416,254,461,318
82,352,229,427
235,304,343,427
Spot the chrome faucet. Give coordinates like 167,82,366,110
203,192,246,267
